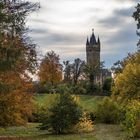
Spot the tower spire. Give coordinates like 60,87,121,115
92,28,94,34
90,28,96,45
86,37,89,46
98,36,100,44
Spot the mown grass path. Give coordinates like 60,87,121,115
0,123,139,140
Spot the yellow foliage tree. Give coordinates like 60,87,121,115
112,52,140,101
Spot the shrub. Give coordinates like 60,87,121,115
69,85,86,95
34,82,52,94
95,97,120,124
122,100,140,138
85,83,101,95
103,77,112,95
55,84,70,94
39,93,83,134
72,112,94,133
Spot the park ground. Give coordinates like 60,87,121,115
0,95,139,140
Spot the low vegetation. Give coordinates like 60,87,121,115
95,97,121,124
122,100,140,137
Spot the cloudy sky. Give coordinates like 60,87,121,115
27,0,139,68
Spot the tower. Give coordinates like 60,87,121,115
86,29,100,67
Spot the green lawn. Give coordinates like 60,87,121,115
77,95,103,112
35,94,59,106
0,123,43,137
0,123,137,140
0,123,97,140
35,94,103,112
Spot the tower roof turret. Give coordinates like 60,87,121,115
97,36,100,44
90,29,97,45
86,37,89,46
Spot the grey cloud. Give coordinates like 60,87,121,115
98,7,135,28
30,28,47,34
101,23,138,67
105,24,137,45
113,0,139,3
30,18,46,23
115,8,134,17
101,42,137,67
30,28,85,46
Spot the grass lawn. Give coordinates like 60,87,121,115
0,123,138,140
0,123,97,140
35,94,103,112
77,95,103,112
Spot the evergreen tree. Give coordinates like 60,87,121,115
40,93,82,134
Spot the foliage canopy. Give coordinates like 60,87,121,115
38,51,62,86
0,0,39,126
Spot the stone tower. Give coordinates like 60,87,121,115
86,29,100,66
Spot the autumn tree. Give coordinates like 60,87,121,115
71,58,85,85
112,3,140,101
111,43,140,101
0,0,39,126
111,51,140,138
112,50,140,102
38,51,62,86
100,4,140,138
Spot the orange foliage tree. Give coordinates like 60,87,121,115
38,51,62,86
0,0,39,126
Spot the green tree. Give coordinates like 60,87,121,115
103,77,112,95
39,93,82,134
